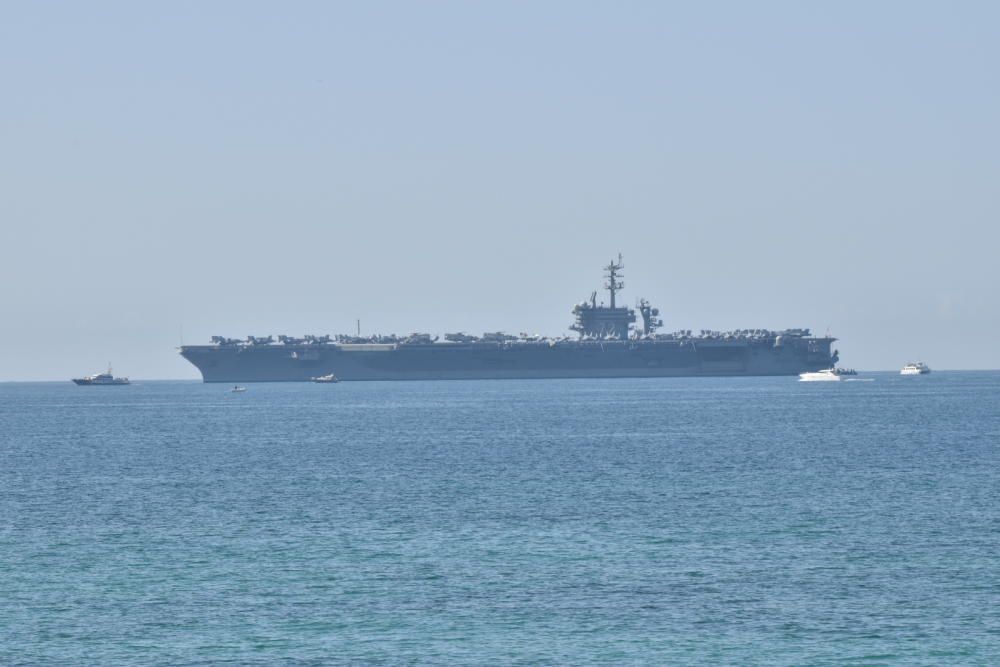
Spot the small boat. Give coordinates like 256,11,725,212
901,362,930,375
72,365,130,385
311,374,339,383
231,385,247,393
799,368,855,382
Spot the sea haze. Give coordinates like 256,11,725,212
2,373,999,664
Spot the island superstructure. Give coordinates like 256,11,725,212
179,256,840,382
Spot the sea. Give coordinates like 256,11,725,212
2,372,999,665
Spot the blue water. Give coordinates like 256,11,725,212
2,373,999,665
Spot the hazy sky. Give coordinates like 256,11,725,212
2,2,998,379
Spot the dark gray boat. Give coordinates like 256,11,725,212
179,257,839,382
72,365,130,385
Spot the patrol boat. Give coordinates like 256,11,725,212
72,365,130,385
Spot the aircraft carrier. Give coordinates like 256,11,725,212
179,257,839,382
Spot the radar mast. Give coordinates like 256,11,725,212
604,254,624,309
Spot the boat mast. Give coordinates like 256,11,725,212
604,254,624,309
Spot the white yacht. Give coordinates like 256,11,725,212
799,368,854,382
901,362,930,375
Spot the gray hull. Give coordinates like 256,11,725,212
179,337,836,382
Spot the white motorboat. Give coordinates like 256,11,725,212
901,362,930,375
231,385,247,393
311,374,339,383
799,368,849,382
